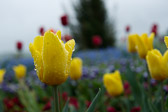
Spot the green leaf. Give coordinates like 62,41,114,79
0,99,4,112
86,88,102,112
125,68,150,112
148,99,159,112
62,98,70,112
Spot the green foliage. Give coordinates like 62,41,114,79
0,99,3,112
17,80,39,112
71,0,116,49
86,88,102,112
62,98,70,112
125,68,161,112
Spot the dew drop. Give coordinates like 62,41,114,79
34,68,37,71
73,47,75,52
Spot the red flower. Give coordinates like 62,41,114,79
43,101,51,111
3,98,14,109
62,92,68,101
39,27,45,35
125,25,130,33
12,97,24,108
86,100,91,108
69,97,79,109
124,81,131,95
143,82,149,89
61,15,68,26
50,28,57,34
92,35,102,47
16,41,23,51
64,35,72,42
131,106,141,112
12,97,19,104
151,24,158,36
107,107,116,112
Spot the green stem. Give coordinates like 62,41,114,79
145,62,151,97
161,82,164,112
53,85,60,112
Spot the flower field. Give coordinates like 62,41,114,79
1,0,168,112
0,32,168,112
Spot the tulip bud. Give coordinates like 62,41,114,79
103,70,123,96
125,25,130,33
151,24,158,36
70,57,83,80
61,15,68,26
16,41,23,51
13,64,26,79
39,27,45,35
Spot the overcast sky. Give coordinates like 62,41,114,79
0,0,168,53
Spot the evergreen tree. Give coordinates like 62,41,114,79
71,0,116,49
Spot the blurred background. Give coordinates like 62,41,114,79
1,0,168,112
1,0,168,53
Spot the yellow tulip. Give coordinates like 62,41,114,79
70,57,82,80
127,34,137,53
146,49,168,80
103,70,123,96
164,36,168,48
0,69,6,84
135,33,154,59
29,30,75,85
13,64,26,79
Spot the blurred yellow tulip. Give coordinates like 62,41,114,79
127,34,138,53
29,30,75,85
146,49,168,80
0,69,6,84
103,70,123,96
70,57,82,80
135,33,154,59
164,36,168,48
13,64,26,79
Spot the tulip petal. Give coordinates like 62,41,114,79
56,30,61,40
103,74,112,88
135,34,147,59
0,69,5,83
164,36,168,48
103,71,123,96
148,33,154,50
163,50,168,78
112,70,122,82
29,43,43,81
13,64,26,79
127,34,137,53
141,33,148,45
65,39,75,75
32,36,43,54
146,50,166,80
42,31,68,85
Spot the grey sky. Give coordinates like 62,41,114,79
0,0,168,53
